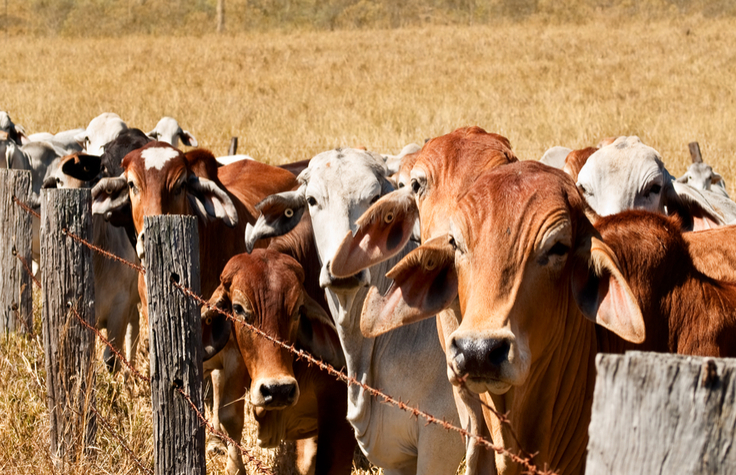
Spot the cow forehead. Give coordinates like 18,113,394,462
579,137,663,182
305,148,386,192
141,146,182,170
225,251,304,308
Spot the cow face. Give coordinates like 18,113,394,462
677,162,725,193
91,142,238,260
201,250,341,410
362,162,645,394
147,116,198,148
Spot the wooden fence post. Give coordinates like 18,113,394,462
228,136,238,156
144,215,206,475
0,169,33,335
41,188,96,466
586,351,736,474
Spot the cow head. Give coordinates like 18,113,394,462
677,162,726,193
0,111,27,146
201,250,342,410
246,148,394,293
91,142,238,260
75,112,128,156
147,116,198,148
361,161,645,395
330,126,517,278
576,136,725,230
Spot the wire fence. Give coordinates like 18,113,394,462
9,193,557,475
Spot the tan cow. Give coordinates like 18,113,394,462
330,126,517,474
354,161,646,474
202,250,353,474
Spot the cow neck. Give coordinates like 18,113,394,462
488,302,597,475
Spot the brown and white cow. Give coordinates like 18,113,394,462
330,126,517,474
201,250,353,475
354,161,647,474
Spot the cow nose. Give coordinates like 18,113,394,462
450,337,511,377
259,382,298,408
319,261,370,290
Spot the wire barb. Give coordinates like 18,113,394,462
12,195,40,218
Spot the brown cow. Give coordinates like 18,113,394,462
201,250,354,475
562,146,598,181
330,126,517,475
594,211,736,357
356,161,646,474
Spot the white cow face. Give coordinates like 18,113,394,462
147,117,198,148
576,136,667,216
75,112,127,157
677,162,725,193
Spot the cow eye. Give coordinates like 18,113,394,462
370,195,380,205
306,196,317,207
578,184,591,196
173,183,184,196
547,242,570,257
411,179,421,194
233,303,254,324
449,236,457,250
128,181,138,195
644,183,662,198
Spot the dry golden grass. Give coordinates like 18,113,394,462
2,15,736,475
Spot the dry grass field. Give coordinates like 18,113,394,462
2,13,736,475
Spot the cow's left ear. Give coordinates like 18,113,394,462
187,175,239,227
61,153,102,182
666,181,725,231
571,231,645,344
361,235,457,338
297,293,345,369
179,130,198,147
244,185,306,253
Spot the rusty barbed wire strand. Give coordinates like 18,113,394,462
12,195,40,218
89,405,154,475
62,227,147,275
173,383,275,475
171,278,556,475
14,251,40,289
69,301,272,475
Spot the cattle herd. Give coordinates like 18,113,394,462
2,111,735,475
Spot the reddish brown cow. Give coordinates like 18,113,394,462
202,250,353,475
594,211,736,356
562,147,598,181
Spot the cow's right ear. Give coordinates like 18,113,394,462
330,186,418,278
361,235,457,337
244,185,306,253
91,174,130,224
201,284,232,361
61,153,102,182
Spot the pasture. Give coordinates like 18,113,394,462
2,14,736,474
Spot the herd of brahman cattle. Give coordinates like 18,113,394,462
2,110,735,475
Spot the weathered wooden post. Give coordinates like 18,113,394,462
228,136,238,156
144,215,206,475
586,351,736,474
689,141,703,163
41,188,96,466
217,0,225,33
0,169,33,335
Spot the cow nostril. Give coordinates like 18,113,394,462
260,385,273,403
487,340,511,366
288,385,297,401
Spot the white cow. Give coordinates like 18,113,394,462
245,148,465,475
74,113,128,156
147,116,198,148
29,128,85,154
576,136,736,229
677,162,729,198
215,154,254,166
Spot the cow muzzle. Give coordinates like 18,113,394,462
319,261,370,291
251,377,300,410
447,331,521,395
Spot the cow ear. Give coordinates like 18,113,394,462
74,131,88,149
201,284,233,361
666,181,725,231
330,186,418,278
297,293,345,368
187,175,239,227
571,234,645,344
711,172,724,186
361,235,457,338
676,174,689,183
179,130,198,147
61,153,102,182
244,186,306,253
91,175,130,222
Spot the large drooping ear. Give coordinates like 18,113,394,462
675,174,689,183
201,284,233,361
244,185,306,253
91,174,130,222
61,153,102,182
74,131,89,149
711,172,725,186
179,129,198,147
330,186,418,278
297,293,345,369
571,233,645,344
665,180,725,231
361,235,457,338
187,175,239,227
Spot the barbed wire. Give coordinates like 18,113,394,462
11,197,555,475
12,195,39,218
